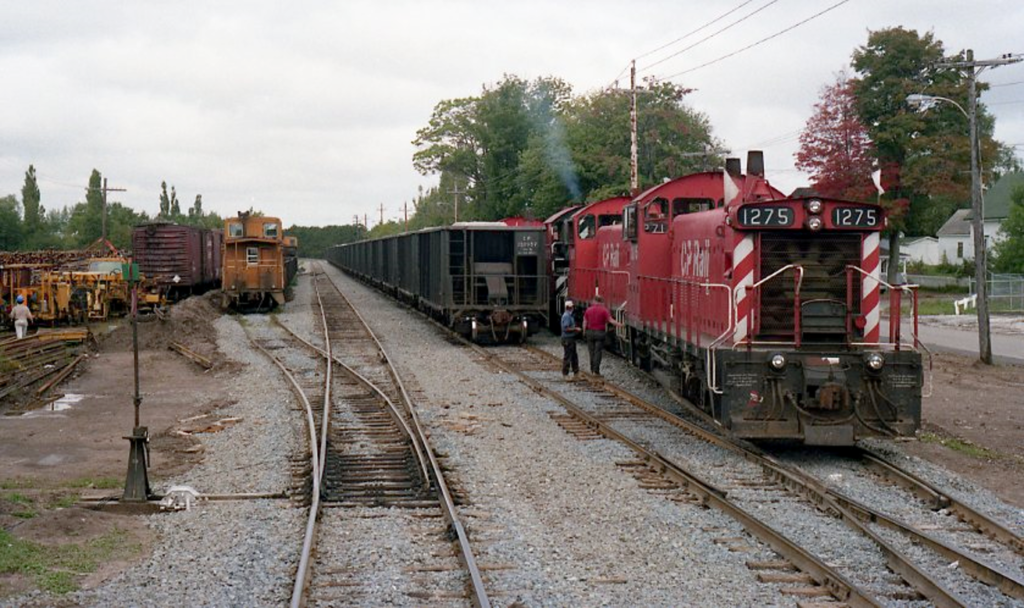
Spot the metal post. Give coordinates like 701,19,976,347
630,60,639,196
123,269,151,501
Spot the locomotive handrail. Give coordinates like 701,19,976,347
734,264,804,348
845,264,923,349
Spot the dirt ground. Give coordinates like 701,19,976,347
900,350,1024,507
1,296,1022,599
0,293,230,598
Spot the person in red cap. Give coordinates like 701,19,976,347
582,295,621,376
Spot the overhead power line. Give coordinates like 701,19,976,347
988,80,1024,88
639,0,782,73
661,0,852,80
634,0,757,62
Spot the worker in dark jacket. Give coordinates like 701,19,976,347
582,295,621,376
560,300,580,379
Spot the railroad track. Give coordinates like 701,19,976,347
471,343,1024,607
250,265,491,607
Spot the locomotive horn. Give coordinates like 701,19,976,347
747,151,765,177
725,158,742,177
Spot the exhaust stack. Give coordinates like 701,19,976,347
747,151,765,177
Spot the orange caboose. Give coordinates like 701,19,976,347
221,213,288,311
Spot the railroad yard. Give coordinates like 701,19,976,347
0,261,1022,607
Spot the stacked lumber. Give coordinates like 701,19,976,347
0,329,90,403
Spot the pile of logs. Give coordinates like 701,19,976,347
0,328,91,405
0,249,96,268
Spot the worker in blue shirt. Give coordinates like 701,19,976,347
561,300,580,379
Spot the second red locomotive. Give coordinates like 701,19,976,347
550,152,925,446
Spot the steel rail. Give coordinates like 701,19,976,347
516,345,975,607
481,343,881,606
313,265,491,608
283,269,335,608
244,325,325,608
859,450,1024,556
269,317,429,488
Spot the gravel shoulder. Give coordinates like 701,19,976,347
2,262,1021,606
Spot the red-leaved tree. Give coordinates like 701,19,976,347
795,73,877,201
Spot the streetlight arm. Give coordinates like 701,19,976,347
906,93,968,118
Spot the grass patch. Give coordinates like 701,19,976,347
0,478,37,490
49,493,80,510
919,432,1001,459
0,527,141,595
5,493,32,504
11,511,36,519
66,476,121,490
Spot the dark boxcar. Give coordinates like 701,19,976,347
132,222,221,299
327,224,548,343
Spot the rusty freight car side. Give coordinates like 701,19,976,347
221,213,287,311
131,222,222,300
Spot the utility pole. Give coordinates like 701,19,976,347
936,50,1021,365
449,184,463,223
404,201,409,233
378,202,385,226
97,178,126,241
630,60,639,196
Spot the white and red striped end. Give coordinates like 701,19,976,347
861,232,881,343
733,234,755,344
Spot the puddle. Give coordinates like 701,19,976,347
20,393,87,418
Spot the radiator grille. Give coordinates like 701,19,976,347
757,232,862,340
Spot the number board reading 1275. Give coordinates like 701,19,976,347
832,206,880,228
737,205,794,228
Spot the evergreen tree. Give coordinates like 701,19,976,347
0,195,23,250
21,165,43,244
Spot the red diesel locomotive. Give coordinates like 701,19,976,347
550,152,925,445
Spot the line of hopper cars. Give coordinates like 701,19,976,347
131,213,297,311
328,151,926,446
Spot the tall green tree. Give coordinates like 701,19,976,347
991,185,1024,274
0,195,23,250
566,79,717,201
66,169,106,246
21,165,43,245
851,27,1010,236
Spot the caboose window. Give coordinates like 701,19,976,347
228,223,243,237
263,223,279,238
578,214,596,240
246,247,259,265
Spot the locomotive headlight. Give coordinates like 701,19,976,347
865,352,884,371
769,353,787,370
807,217,823,231
807,199,823,214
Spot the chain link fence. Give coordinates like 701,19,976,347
970,273,1024,313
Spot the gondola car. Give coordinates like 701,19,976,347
221,213,291,311
327,223,548,343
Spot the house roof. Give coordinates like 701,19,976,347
979,172,1024,220
937,208,972,237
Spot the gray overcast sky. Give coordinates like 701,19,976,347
1,0,1021,228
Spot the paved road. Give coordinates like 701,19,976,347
885,318,1024,364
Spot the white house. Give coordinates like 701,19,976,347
902,236,941,265
934,171,1022,263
